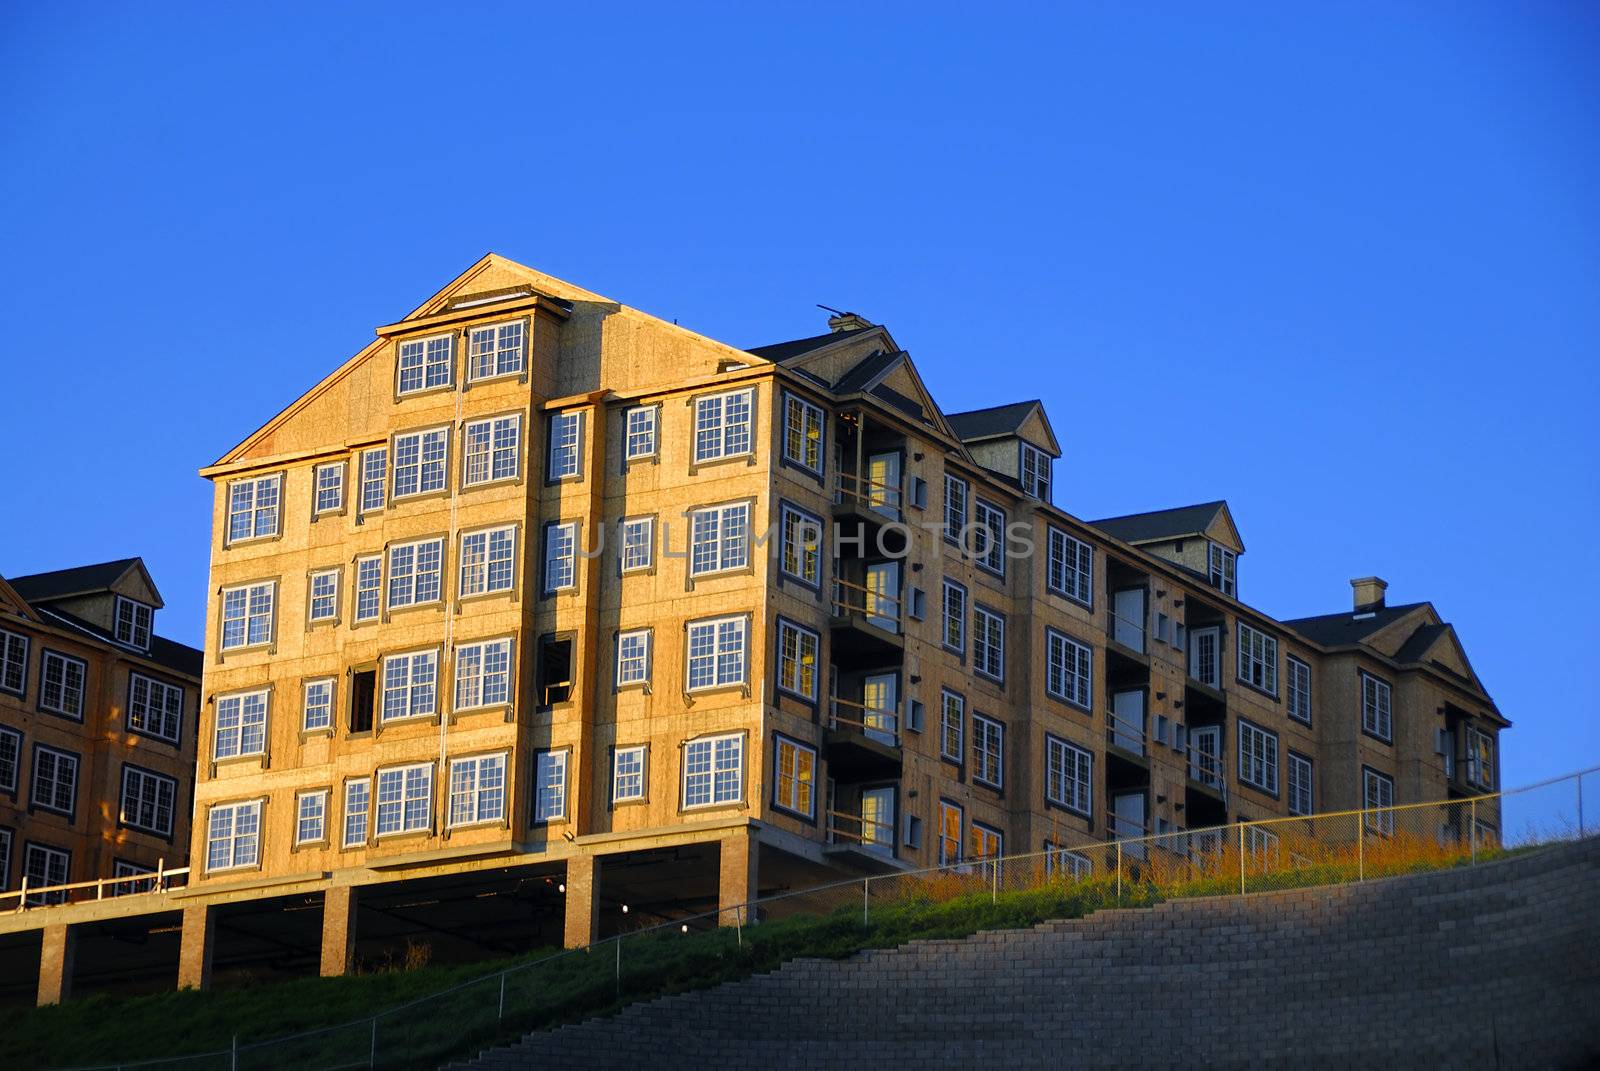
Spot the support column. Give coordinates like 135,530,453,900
718,827,759,926
563,854,600,949
178,904,215,991
36,924,75,1006
320,886,358,977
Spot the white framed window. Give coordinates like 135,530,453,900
127,673,183,742
972,714,1003,788
1046,528,1093,606
619,516,655,573
220,581,275,650
938,801,963,865
775,620,819,700
1208,543,1237,597
941,580,966,652
1363,768,1395,835
206,800,262,872
114,596,154,650
24,842,71,903
1020,442,1051,501
686,616,746,691
612,745,648,804
392,428,450,499
0,628,27,696
308,568,340,622
0,726,20,793
782,393,825,473
343,779,370,848
381,650,438,722
970,823,1003,862
779,504,822,585
943,474,968,542
973,605,1005,681
548,411,584,480
397,333,453,394
214,690,268,759
31,745,79,814
688,502,750,576
387,537,444,609
314,462,344,514
693,388,754,463
1245,825,1280,868
460,525,516,597
772,736,816,818
1287,656,1312,724
296,790,328,845
39,650,87,718
1236,622,1278,696
1288,752,1313,816
1238,719,1279,794
1465,727,1495,791
375,763,433,836
353,555,382,623
683,733,743,809
543,522,578,593
454,638,512,710
534,750,567,822
0,829,10,892
463,413,521,486
449,753,507,827
973,498,1006,575
1045,629,1092,709
616,629,652,687
1045,736,1092,816
227,474,281,543
360,447,387,513
1046,844,1093,881
624,405,658,460
467,320,524,381
939,689,964,762
1361,672,1393,741
1188,627,1220,687
303,678,335,732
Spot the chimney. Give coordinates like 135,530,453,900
1350,576,1388,615
826,311,874,334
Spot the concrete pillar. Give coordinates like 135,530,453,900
320,886,358,977
36,924,75,1006
718,827,759,926
177,904,215,991
563,854,600,949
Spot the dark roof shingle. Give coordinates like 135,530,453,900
1088,502,1228,545
8,559,143,603
944,401,1041,442
747,327,873,364
34,605,203,678
1280,602,1428,646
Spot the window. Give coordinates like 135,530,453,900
1363,768,1395,835
1045,629,1092,709
109,860,155,896
31,746,78,814
973,606,1005,681
39,650,87,718
1288,752,1313,816
1287,657,1312,724
939,690,964,762
206,800,261,872
220,582,275,650
1465,727,1495,791
24,844,70,903
938,801,962,865
360,448,387,512
1361,672,1393,741
348,670,375,733
0,628,27,695
616,629,652,687
392,428,449,498
460,525,516,597
449,753,506,827
943,475,967,543
772,736,816,818
533,750,567,822
463,414,521,486
1046,528,1093,606
693,388,754,462
1189,627,1220,687
308,569,339,622
388,538,444,609
214,690,268,759
128,673,183,742
1208,543,1237,597
543,522,578,593
686,616,746,690
1020,442,1051,501
970,823,1002,862
972,714,1004,788
1245,825,1280,869
782,393,824,473
314,462,344,514
227,474,281,542
114,597,154,650
0,829,10,890
1045,736,1092,816
689,502,750,576
624,406,657,460
454,638,512,710
612,745,647,804
303,678,334,732
343,779,370,848
381,650,437,721
620,517,655,573
296,791,327,845
1046,844,1093,881
397,333,453,394
683,733,742,809
353,556,382,623
1238,720,1279,794
467,320,524,380
0,726,19,793
776,620,819,700
375,763,433,836
941,580,966,653
538,637,573,705
779,504,821,585
1236,623,1278,696
973,499,1006,575
548,411,583,480
904,815,923,850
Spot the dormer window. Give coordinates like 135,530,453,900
467,321,525,381
1020,443,1051,502
114,596,153,650
396,333,454,395
1208,543,1237,597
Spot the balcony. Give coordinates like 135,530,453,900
825,809,897,863
826,694,902,780
1105,706,1148,764
1185,743,1228,802
830,575,904,669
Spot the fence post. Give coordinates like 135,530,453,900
862,877,870,926
991,856,999,904
231,1034,238,1071
498,971,506,1020
17,876,26,910
1115,843,1122,900
369,1016,377,1069
1470,798,1478,864
1357,811,1364,882
615,936,622,997
1237,823,1246,896
1579,776,1585,838
736,904,743,948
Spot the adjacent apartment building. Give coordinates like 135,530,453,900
189,253,1507,943
0,560,203,899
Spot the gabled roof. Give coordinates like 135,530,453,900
8,558,162,608
33,604,203,679
945,401,1040,442
1088,501,1240,550
746,327,875,364
833,349,904,395
1280,602,1431,647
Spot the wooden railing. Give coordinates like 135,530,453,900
2,862,190,912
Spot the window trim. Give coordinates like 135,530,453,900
684,614,749,693
212,687,270,761
0,627,29,698
1044,734,1093,819
618,515,657,575
541,520,580,596
1019,441,1051,501
453,636,515,712
30,743,80,818
532,748,570,825
686,500,752,579
294,788,330,846
1045,527,1094,608
1362,765,1396,835
204,798,264,873
774,617,820,703
465,318,527,384
394,330,456,397
218,579,277,652
374,761,435,838
460,411,524,489
680,731,745,812
777,501,824,590
769,732,818,821
379,648,440,724
302,676,336,734
615,628,653,690
126,670,185,745
691,387,757,465
937,799,963,865
1286,655,1312,725
1235,621,1279,699
546,410,586,483
938,688,965,765
113,595,155,651
1236,717,1280,797
352,554,383,625
342,777,371,849
1287,750,1314,816
1360,670,1394,744
458,523,519,601
780,390,826,478
359,446,388,516
971,712,1005,790
37,649,88,721
622,404,660,463
611,744,649,806
385,536,446,611
972,603,1006,684
1208,542,1237,597
972,497,1007,578
313,461,346,516
446,751,509,829
943,474,968,545
390,425,452,501
307,567,341,625
0,725,22,795
225,472,284,546
1043,627,1093,711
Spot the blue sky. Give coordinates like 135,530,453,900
1,3,1595,791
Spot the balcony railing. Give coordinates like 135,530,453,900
1108,607,1147,654
826,809,896,857
1187,745,1227,800
3,863,190,912
833,471,902,520
1106,707,1147,757
828,694,900,747
831,577,901,634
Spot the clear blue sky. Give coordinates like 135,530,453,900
2,4,1595,792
